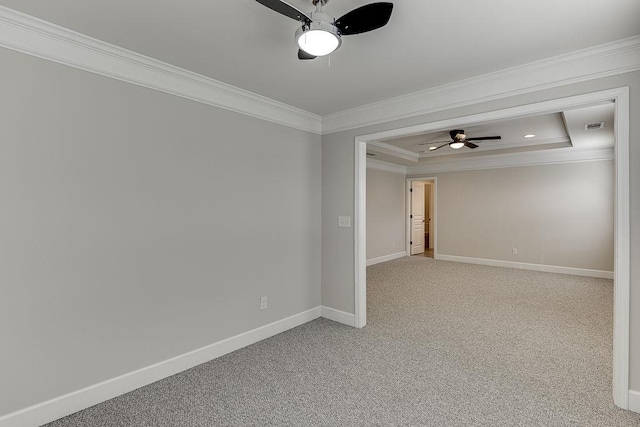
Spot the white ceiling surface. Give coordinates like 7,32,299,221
367,103,615,166
1,1,639,116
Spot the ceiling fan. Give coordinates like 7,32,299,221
419,130,502,151
255,0,393,60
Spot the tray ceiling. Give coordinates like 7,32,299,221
367,103,615,166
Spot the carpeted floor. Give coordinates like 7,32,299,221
46,257,640,426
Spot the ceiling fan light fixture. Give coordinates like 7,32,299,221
449,142,465,149
256,0,393,61
296,21,342,56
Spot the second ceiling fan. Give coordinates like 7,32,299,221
255,0,393,60
420,130,502,151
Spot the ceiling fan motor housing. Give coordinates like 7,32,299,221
295,11,342,56
450,129,466,140
295,19,342,38
309,10,337,26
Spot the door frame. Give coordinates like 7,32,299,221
353,87,630,409
405,178,437,257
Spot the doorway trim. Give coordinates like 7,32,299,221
405,178,437,257
354,87,630,409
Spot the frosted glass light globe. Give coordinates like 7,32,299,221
298,29,340,56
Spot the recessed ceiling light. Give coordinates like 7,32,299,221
428,146,438,151
523,134,536,138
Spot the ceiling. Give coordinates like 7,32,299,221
367,103,615,166
1,0,639,116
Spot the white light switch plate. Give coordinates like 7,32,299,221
338,216,351,228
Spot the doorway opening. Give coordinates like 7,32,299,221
407,179,435,258
353,87,630,409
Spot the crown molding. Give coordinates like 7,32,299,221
0,6,323,135
1,6,637,138
367,141,419,162
406,147,613,175
323,36,640,134
366,158,407,174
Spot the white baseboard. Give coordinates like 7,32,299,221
366,251,407,266
435,254,614,279
321,306,356,327
0,307,322,427
629,390,640,414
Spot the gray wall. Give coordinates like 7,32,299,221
320,71,640,390
418,161,614,271
0,48,321,416
366,167,406,260
321,135,355,313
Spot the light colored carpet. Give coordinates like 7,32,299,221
46,257,640,426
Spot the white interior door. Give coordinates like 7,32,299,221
427,183,434,248
411,181,425,255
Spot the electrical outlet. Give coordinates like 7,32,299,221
512,248,518,255
260,296,268,311
392,241,396,248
